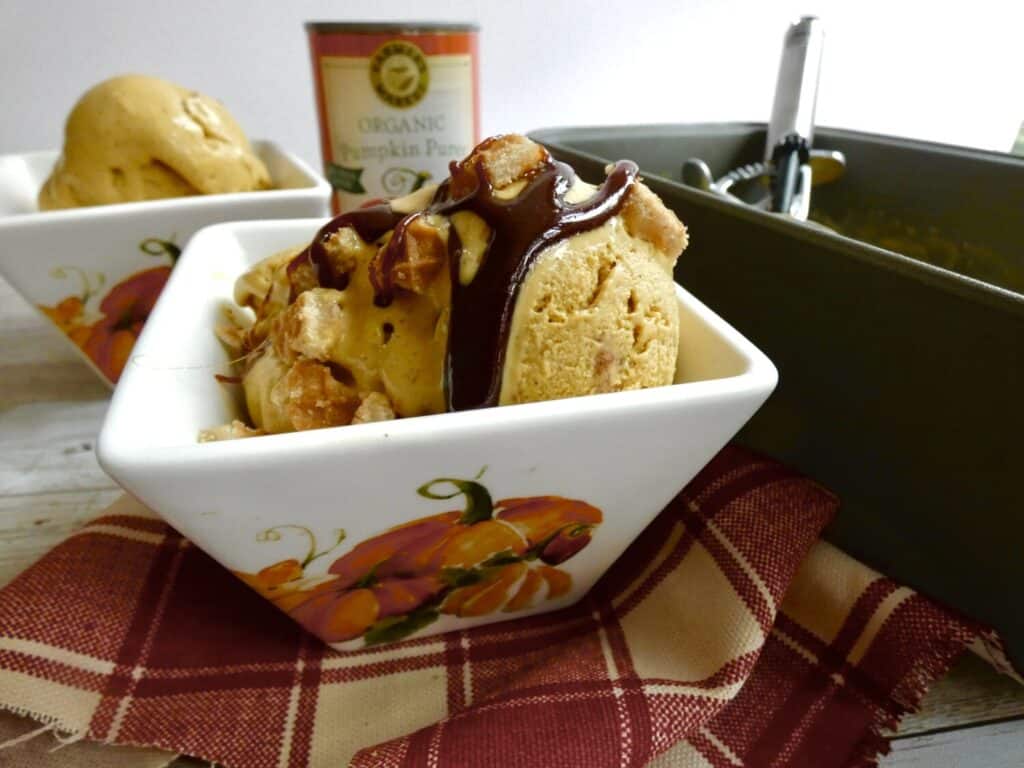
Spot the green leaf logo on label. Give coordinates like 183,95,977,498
326,163,367,194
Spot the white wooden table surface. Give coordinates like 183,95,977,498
2,274,1023,766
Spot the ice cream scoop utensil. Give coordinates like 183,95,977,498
681,17,844,220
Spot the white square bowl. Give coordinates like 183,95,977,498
97,218,777,649
0,142,330,385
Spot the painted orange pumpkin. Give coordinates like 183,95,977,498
39,296,86,332
80,265,171,381
38,237,178,383
237,475,603,645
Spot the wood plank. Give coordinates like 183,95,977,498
0,275,84,362
0,488,121,586
0,360,109,410
0,400,114,495
895,653,1024,737
0,324,67,360
1,320,89,366
881,719,1024,767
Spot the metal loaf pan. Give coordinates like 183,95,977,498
530,123,1024,666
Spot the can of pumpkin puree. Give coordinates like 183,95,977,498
306,22,480,212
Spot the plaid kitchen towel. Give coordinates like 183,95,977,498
0,446,1003,767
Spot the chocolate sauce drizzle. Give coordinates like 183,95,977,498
288,204,405,292
289,153,639,412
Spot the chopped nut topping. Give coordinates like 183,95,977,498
286,258,319,298
619,181,689,264
271,359,361,431
273,288,344,362
450,134,549,197
198,420,265,442
323,227,365,275
234,248,297,314
351,391,396,424
392,214,449,294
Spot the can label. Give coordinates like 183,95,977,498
308,28,479,211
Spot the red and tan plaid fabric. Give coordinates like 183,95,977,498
0,447,999,767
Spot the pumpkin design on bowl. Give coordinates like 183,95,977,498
38,237,178,383
236,473,603,646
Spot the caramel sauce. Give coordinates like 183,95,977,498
289,153,639,412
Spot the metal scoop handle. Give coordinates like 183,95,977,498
766,16,825,158
767,16,824,214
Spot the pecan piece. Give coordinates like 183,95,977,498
272,288,344,362
351,392,396,424
198,420,265,442
373,214,449,297
271,359,360,431
450,134,549,197
619,181,689,262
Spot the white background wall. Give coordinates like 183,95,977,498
1,0,1021,168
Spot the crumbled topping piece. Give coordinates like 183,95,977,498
392,214,449,294
449,134,549,197
270,359,361,431
619,179,689,264
351,392,396,424
198,420,265,442
234,248,296,315
273,288,344,362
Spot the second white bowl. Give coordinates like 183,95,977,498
0,142,331,385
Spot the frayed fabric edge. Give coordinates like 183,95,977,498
0,705,179,765
0,703,84,751
971,630,1024,685
844,624,978,768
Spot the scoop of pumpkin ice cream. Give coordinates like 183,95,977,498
39,74,270,210
217,135,686,436
489,144,685,406
500,214,679,404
